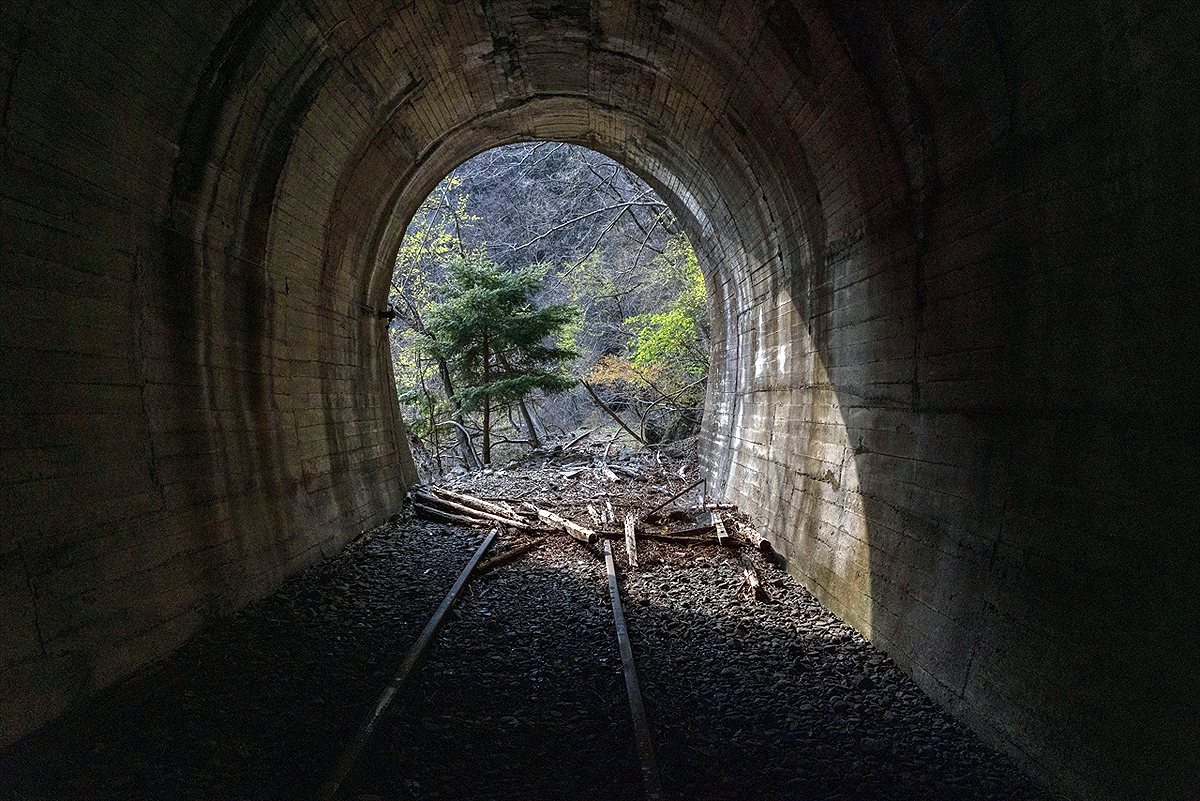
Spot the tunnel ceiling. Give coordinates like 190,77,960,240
3,2,1198,799
174,0,890,325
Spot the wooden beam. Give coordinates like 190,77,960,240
624,512,638,569
713,514,729,546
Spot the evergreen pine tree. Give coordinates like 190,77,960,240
420,255,577,464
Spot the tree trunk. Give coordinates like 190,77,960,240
427,386,442,475
519,397,542,449
421,312,475,469
481,331,491,465
445,385,479,468
482,394,491,465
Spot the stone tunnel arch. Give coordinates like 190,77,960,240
2,3,1197,799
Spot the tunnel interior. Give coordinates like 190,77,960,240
2,2,1198,799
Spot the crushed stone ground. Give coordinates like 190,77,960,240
2,436,1067,800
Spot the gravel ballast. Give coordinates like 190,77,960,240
2,441,1067,800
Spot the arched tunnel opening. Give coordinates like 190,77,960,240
1,2,1197,799
388,141,710,474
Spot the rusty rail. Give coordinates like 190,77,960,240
318,528,497,800
604,539,663,800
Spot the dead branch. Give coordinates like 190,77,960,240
506,196,665,254
476,536,548,574
643,479,706,519
580,380,646,445
565,428,594,450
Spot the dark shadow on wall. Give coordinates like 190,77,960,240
741,4,1200,797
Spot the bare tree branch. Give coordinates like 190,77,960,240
505,195,666,254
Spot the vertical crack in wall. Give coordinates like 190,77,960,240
0,0,36,162
19,544,45,657
131,246,167,502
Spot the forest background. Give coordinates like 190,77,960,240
388,143,710,472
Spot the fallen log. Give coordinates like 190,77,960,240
739,553,770,601
426,486,535,524
412,499,491,527
411,488,528,529
536,507,599,544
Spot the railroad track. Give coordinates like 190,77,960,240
319,526,665,801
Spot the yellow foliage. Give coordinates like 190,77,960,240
587,354,660,388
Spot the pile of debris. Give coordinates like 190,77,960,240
407,435,779,602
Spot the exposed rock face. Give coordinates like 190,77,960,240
1,3,1196,798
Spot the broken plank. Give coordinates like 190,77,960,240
713,514,729,546
625,512,638,569
739,553,770,602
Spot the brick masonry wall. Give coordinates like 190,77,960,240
1,2,1196,798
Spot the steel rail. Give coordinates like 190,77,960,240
604,539,663,800
318,528,498,800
